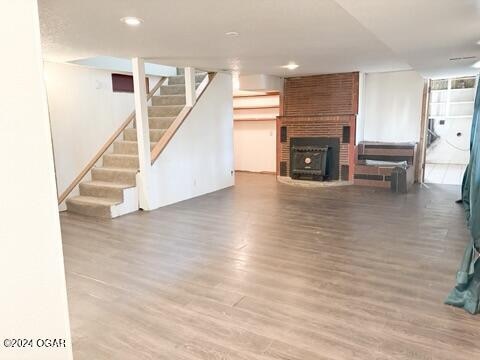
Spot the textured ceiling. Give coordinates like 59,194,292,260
38,0,480,77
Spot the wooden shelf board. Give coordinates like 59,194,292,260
233,92,280,99
430,101,474,104
233,105,280,110
234,117,277,121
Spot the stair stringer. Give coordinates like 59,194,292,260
110,185,139,218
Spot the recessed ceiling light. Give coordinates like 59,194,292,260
120,17,143,26
282,62,299,70
472,61,480,69
225,31,240,37
477,40,480,45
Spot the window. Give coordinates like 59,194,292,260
111,73,150,93
431,79,448,91
451,77,476,90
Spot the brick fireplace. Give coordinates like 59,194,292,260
277,72,358,181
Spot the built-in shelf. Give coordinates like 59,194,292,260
446,115,474,119
233,105,280,110
233,91,280,121
431,88,475,91
430,115,473,119
430,101,474,105
233,93,279,98
429,77,476,121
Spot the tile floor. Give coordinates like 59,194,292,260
424,163,467,185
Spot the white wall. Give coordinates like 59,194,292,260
45,61,158,207
149,73,235,208
363,70,425,143
239,74,284,92
234,120,276,173
0,1,72,359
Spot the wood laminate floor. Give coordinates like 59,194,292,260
60,173,480,360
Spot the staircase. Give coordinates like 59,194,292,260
65,72,207,218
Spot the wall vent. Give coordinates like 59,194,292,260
279,161,287,176
341,165,349,180
280,126,288,142
342,126,350,144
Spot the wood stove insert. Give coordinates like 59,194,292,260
290,137,340,181
291,145,328,180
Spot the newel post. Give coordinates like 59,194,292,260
184,67,196,106
132,57,153,210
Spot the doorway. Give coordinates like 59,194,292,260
233,91,280,173
424,76,477,185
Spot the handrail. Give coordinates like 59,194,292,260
57,76,167,204
150,72,216,164
147,77,168,101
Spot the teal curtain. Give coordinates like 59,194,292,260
445,77,480,314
